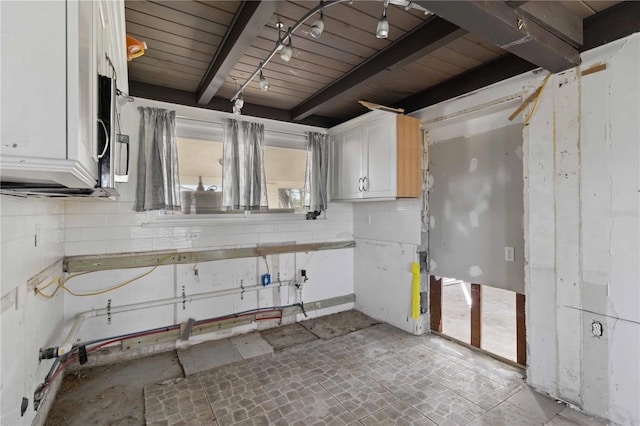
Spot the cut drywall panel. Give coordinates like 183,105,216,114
428,124,525,293
354,239,418,333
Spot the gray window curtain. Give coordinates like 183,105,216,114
135,107,181,212
304,132,330,212
222,119,268,210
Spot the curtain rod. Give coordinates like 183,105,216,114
175,115,310,139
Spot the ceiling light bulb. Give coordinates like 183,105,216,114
234,91,244,109
310,10,324,38
280,43,292,62
376,2,389,39
376,14,389,39
259,70,270,91
280,30,293,62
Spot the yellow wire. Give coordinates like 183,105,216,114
262,256,270,275
523,73,552,126
35,252,199,298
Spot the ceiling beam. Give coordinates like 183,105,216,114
196,1,277,106
397,1,640,115
130,81,338,128
509,1,582,47
582,1,640,51
290,17,466,121
398,54,536,114
415,1,581,72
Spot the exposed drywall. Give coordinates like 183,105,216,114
0,197,66,425
428,124,525,293
352,200,424,334
415,33,640,426
61,97,354,348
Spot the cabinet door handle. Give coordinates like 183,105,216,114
357,177,363,192
363,176,368,192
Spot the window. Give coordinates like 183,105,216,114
176,137,307,214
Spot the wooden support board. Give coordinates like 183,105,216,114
429,276,442,332
65,240,355,273
516,293,526,366
470,283,482,348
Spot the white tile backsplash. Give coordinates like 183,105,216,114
353,200,422,244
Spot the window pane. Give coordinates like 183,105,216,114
176,138,306,214
177,138,223,214
264,146,307,211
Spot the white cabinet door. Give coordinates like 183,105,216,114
334,126,364,200
0,1,66,160
364,115,397,198
67,0,97,179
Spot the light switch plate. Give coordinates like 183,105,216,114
505,246,515,262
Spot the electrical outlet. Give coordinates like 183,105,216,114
591,320,603,337
505,246,515,262
187,232,199,240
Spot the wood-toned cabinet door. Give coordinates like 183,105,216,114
363,115,397,198
333,126,364,200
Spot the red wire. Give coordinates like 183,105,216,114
41,308,283,392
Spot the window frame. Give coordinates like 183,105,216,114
160,116,318,221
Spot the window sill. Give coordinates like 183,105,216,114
143,209,321,227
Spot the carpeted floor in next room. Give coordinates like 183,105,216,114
45,310,603,426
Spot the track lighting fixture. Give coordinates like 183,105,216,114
376,0,389,39
231,0,418,108
310,2,325,38
259,66,270,92
234,91,244,109
280,29,293,62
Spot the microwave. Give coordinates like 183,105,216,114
97,74,129,193
0,75,128,198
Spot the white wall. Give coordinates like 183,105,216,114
415,33,640,426
62,97,355,344
525,35,640,425
0,197,66,425
352,199,424,334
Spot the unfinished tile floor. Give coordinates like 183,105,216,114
46,310,604,426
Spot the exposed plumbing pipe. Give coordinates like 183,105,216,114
43,284,266,358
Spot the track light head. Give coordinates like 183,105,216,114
280,28,293,62
234,91,244,109
259,69,270,91
376,6,389,39
310,8,324,38
280,43,292,62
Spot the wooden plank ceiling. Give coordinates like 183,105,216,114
125,0,627,125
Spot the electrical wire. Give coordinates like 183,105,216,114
523,73,552,126
35,253,197,298
262,255,270,274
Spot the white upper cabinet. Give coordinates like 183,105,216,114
329,110,421,201
0,0,128,190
